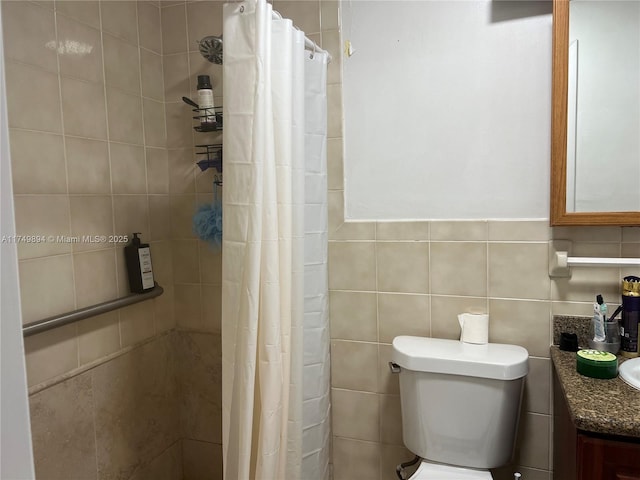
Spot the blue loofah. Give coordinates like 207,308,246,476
193,202,223,248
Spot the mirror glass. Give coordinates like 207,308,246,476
565,0,640,213
550,0,640,225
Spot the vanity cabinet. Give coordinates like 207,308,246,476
553,371,640,480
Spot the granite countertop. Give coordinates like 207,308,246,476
551,346,640,438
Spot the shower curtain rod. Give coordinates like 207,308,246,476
271,10,333,63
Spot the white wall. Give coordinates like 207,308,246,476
569,0,640,212
342,1,552,220
0,5,35,477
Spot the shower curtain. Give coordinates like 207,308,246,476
221,1,329,479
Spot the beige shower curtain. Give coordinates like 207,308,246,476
221,1,307,478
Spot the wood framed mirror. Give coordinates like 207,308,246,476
550,0,640,226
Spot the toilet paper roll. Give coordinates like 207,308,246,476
458,313,489,344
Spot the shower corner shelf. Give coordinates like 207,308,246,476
192,106,223,132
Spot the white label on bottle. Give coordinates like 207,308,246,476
197,89,215,123
138,247,154,290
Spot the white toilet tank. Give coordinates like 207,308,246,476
392,336,528,470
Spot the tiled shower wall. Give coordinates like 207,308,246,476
2,1,224,478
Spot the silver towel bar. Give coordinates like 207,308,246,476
22,283,164,337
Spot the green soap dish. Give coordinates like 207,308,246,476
576,349,618,379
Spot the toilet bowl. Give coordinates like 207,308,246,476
392,336,528,479
410,460,493,479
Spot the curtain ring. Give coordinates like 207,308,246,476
310,42,316,59
239,5,245,13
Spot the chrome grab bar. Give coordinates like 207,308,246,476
22,283,164,337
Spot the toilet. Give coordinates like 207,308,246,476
391,336,529,479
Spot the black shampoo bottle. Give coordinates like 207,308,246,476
125,233,154,293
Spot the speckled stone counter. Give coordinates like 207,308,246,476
551,346,640,438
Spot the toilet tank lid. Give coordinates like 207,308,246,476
392,336,529,380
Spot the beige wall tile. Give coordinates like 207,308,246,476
489,299,551,358
130,441,182,480
201,285,222,333
2,1,57,72
74,249,118,308
552,226,621,243
273,0,320,34
29,373,97,478
10,129,66,194
525,357,551,415
517,413,551,470
320,1,340,31
430,242,487,296
106,87,144,145
19,254,75,324
182,439,223,480
175,331,222,442
92,336,179,478
6,62,62,132
431,295,487,340
164,53,190,100
376,221,429,241
147,147,170,193
327,137,343,190
110,142,147,194
69,195,114,252
332,437,380,480
138,2,163,55
56,15,104,83
328,241,376,291
331,340,377,392
143,98,167,147
186,2,223,52
66,137,111,194
550,300,593,318
329,291,377,342
149,195,172,241
378,293,429,343
377,343,399,394
489,220,551,242
113,195,151,239
331,221,376,241
100,1,138,44
103,34,141,94
77,311,120,365
379,394,403,446
120,301,155,347
199,242,222,285
170,194,196,238
622,227,640,242
332,388,379,441
322,29,342,85
140,49,165,101
165,102,194,148
154,284,176,332
24,324,78,386
56,1,100,29
161,4,188,55
172,238,200,283
14,195,71,259
327,84,342,138
430,221,487,241
61,77,108,139
376,242,429,293
489,243,550,300
175,283,202,329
